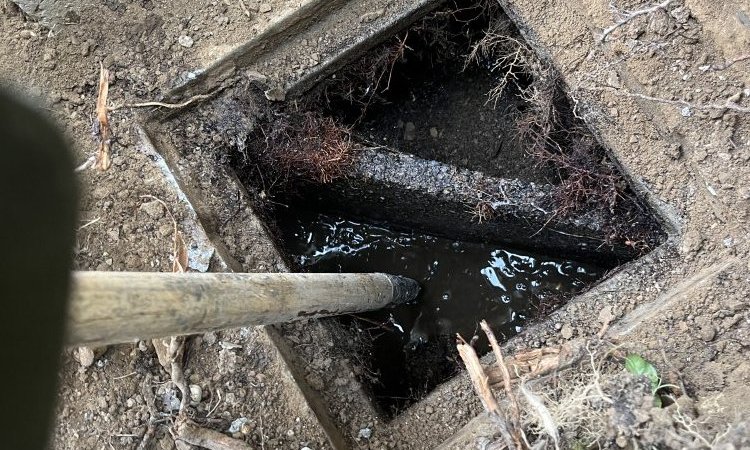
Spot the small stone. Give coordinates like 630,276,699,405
424,405,434,414
74,346,96,368
358,427,372,439
404,122,416,141
560,324,574,340
665,144,682,160
140,200,165,219
240,421,254,435
245,70,268,83
189,385,202,405
615,435,628,448
19,30,35,39
606,71,622,88
598,307,614,325
259,3,272,13
81,41,91,57
264,87,286,102
429,127,439,138
177,35,194,48
203,331,217,345
693,149,708,161
158,223,173,237
700,326,716,342
228,417,248,434
709,108,726,120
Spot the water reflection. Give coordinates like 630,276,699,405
280,212,602,349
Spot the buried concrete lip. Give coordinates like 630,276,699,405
136,0,687,447
304,146,657,264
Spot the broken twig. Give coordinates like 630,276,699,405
481,320,524,449
174,418,253,450
95,63,112,171
457,334,517,450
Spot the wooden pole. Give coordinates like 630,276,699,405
66,271,419,346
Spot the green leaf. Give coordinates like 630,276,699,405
624,354,660,392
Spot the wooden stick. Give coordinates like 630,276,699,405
66,271,419,346
481,320,523,449
456,335,516,450
175,419,253,450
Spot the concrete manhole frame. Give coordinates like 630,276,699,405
138,0,683,447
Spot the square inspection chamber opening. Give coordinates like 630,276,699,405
230,1,667,418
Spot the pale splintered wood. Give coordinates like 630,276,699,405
67,271,417,346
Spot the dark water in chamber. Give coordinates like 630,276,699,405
278,210,603,413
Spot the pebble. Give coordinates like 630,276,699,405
177,35,194,48
189,384,202,405
424,405,434,414
358,427,372,439
19,30,35,39
560,324,574,340
259,3,272,13
228,417,248,433
74,346,95,368
665,144,682,160
700,325,716,342
709,108,726,120
158,223,174,237
140,200,165,219
429,127,439,138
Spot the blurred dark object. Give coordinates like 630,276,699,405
0,86,77,449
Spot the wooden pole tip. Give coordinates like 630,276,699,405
387,275,421,305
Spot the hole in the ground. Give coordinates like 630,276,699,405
276,209,603,414
231,0,666,418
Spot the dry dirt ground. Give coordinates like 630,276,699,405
0,0,749,449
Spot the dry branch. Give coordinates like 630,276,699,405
457,336,499,414
457,334,517,450
485,341,586,387
94,64,112,171
175,419,253,450
481,320,523,449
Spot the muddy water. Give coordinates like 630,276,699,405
278,210,603,412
